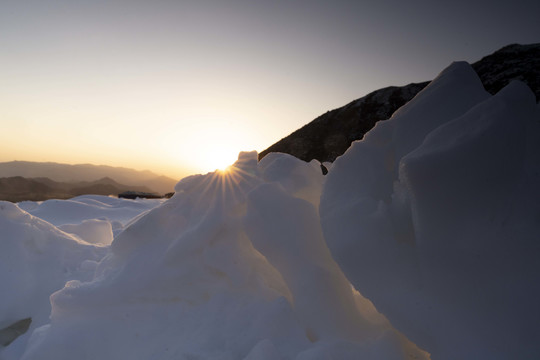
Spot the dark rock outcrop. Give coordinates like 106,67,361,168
259,43,539,164
0,318,32,347
118,191,162,200
472,43,540,101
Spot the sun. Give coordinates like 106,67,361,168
164,118,258,176
199,145,240,172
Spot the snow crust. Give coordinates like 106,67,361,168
2,61,539,360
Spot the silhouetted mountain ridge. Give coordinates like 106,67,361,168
0,176,157,202
0,161,177,194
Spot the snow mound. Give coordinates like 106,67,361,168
320,62,540,359
17,152,427,360
0,201,107,356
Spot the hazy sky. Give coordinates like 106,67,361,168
1,0,538,178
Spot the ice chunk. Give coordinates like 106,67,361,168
321,60,540,360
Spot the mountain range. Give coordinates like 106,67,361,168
259,43,540,163
0,161,178,198
0,176,161,203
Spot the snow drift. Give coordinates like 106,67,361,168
11,152,425,360
0,202,107,356
1,60,539,360
320,62,540,360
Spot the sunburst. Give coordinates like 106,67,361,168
184,153,260,212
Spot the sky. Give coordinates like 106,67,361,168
1,0,539,179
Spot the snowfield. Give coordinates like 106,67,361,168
1,61,539,360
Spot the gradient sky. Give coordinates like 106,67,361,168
1,0,538,179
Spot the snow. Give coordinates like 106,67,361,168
1,153,425,360
0,202,107,357
58,219,114,245
321,63,540,360
18,195,164,239
1,61,539,359
21,195,163,228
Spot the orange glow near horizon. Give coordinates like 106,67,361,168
0,109,263,181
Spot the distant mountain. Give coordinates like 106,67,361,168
0,177,58,202
259,43,540,163
0,161,178,195
0,176,157,202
